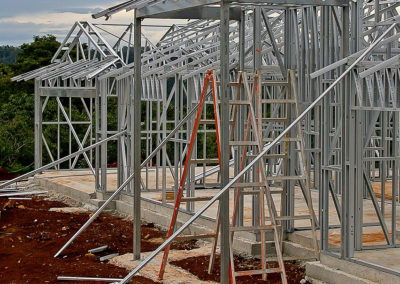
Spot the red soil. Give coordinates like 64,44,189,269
0,197,197,283
171,254,309,284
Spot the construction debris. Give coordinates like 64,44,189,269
88,245,109,254
8,197,32,200
0,190,47,198
99,253,120,262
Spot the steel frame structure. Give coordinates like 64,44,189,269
5,0,400,283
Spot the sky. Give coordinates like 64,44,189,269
0,0,184,46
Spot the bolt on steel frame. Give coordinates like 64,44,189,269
5,0,400,282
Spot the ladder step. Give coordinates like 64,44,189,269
230,141,259,146
265,175,306,181
229,100,251,105
191,158,219,164
234,268,282,277
230,225,275,232
261,99,296,104
199,119,234,125
232,182,264,188
241,189,283,195
261,81,289,86
180,196,215,202
275,215,311,221
199,119,215,124
175,233,216,240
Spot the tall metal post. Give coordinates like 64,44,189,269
252,6,262,227
133,14,142,261
341,4,354,259
100,79,108,191
235,7,246,227
320,5,330,252
220,1,230,283
34,79,43,169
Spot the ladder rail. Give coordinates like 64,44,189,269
158,70,224,280
158,71,214,279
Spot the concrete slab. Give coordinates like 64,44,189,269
354,248,400,273
310,253,400,284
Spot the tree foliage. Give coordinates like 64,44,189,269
0,35,60,171
0,46,21,65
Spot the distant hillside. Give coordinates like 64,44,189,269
0,46,21,64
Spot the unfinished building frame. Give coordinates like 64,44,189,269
4,0,400,282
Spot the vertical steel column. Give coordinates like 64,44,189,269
283,8,295,233
220,1,230,283
174,76,179,204
133,14,142,261
95,82,100,190
34,79,42,169
392,111,398,246
187,76,195,212
320,5,330,252
352,0,363,251
235,8,246,227
126,76,132,194
100,79,108,192
341,4,354,259
252,6,262,227
117,79,122,188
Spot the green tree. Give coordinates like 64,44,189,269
0,35,60,171
12,35,60,74
0,46,21,64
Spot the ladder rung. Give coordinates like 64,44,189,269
230,141,259,146
191,158,219,164
232,182,264,188
241,189,283,195
234,268,282,277
229,100,251,105
261,81,289,86
261,99,295,104
230,225,274,232
199,119,216,124
275,215,311,221
175,233,216,240
199,119,234,125
265,175,306,181
180,196,215,202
